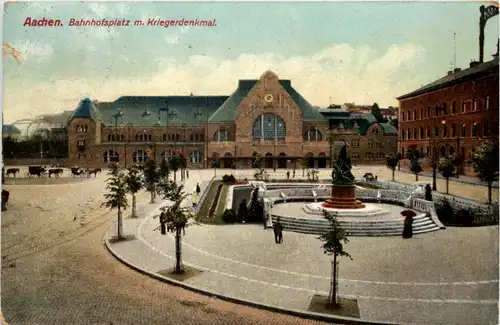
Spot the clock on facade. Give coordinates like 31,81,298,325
264,93,274,103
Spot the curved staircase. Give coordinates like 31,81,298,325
270,213,441,237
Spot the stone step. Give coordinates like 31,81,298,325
271,215,442,237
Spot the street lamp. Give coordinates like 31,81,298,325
112,110,123,165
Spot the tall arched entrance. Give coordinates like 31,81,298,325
305,152,314,168
317,152,327,168
265,153,273,169
223,152,233,168
277,152,287,169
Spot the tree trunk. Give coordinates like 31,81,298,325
446,179,449,194
330,254,338,306
432,166,437,191
150,190,155,204
117,207,123,239
415,174,419,181
488,181,492,204
173,171,177,182
160,222,166,234
174,227,183,273
132,194,137,217
392,169,395,181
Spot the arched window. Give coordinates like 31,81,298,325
365,152,374,160
434,126,438,137
461,123,467,137
451,101,456,114
414,110,417,120
485,95,490,109
132,150,148,163
402,112,405,122
135,134,139,141
148,134,152,141
419,127,424,139
103,150,119,163
213,129,231,142
120,134,125,141
160,150,175,161
442,125,447,137
426,127,430,138
471,122,477,136
413,128,417,139
483,120,489,136
420,107,423,118
407,129,411,139
108,134,112,142
440,146,446,157
449,146,455,156
351,152,360,160
304,129,322,141
252,114,286,140
189,151,203,163
451,124,456,137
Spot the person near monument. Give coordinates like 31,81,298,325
273,217,284,243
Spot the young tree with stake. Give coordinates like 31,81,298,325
385,153,400,181
472,141,499,204
143,159,159,203
102,163,129,239
318,211,352,307
438,156,454,194
125,166,142,217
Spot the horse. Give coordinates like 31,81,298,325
6,168,20,178
48,168,64,178
2,190,10,211
86,168,101,178
71,167,81,177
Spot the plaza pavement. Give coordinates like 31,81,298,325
106,168,499,325
1,169,339,325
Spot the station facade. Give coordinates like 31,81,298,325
68,71,398,169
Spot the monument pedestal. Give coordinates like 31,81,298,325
321,185,365,209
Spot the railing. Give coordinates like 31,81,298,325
251,139,287,146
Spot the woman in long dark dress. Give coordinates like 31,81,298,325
402,216,414,238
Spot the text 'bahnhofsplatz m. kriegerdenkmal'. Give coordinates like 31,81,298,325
23,17,217,28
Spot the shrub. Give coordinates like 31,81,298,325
455,209,473,226
435,197,454,224
222,209,238,223
222,174,236,184
237,198,249,222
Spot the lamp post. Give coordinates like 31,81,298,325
428,105,444,191
112,111,123,165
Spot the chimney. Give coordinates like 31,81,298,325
453,68,461,73
447,70,453,76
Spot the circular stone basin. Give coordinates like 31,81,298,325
302,202,389,219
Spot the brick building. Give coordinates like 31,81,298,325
397,57,499,175
67,71,398,169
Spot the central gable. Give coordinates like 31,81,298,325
234,70,303,140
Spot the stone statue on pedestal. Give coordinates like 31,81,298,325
331,142,355,186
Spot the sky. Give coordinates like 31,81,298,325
3,1,499,124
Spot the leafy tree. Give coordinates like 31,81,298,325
248,188,264,223
101,163,129,239
409,158,423,181
389,117,398,130
159,184,192,274
159,158,170,180
169,155,182,182
472,141,499,204
451,153,464,178
438,156,454,194
179,155,187,181
386,153,400,181
125,166,143,217
371,102,387,123
237,198,249,222
318,211,352,307
143,159,159,203
406,145,421,161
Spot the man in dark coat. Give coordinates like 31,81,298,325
273,217,284,243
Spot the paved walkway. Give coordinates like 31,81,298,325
397,168,499,188
106,170,499,325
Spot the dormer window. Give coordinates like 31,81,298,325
168,109,178,119
142,109,151,120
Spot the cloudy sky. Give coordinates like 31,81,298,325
3,1,499,123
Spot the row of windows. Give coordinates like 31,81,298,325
350,152,386,160
106,133,205,142
401,119,494,140
102,150,204,164
401,96,491,122
75,125,88,133
401,146,470,161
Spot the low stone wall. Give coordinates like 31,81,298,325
193,175,216,215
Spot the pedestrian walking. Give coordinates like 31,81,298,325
292,169,296,178
273,217,284,243
186,170,189,179
286,171,290,180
